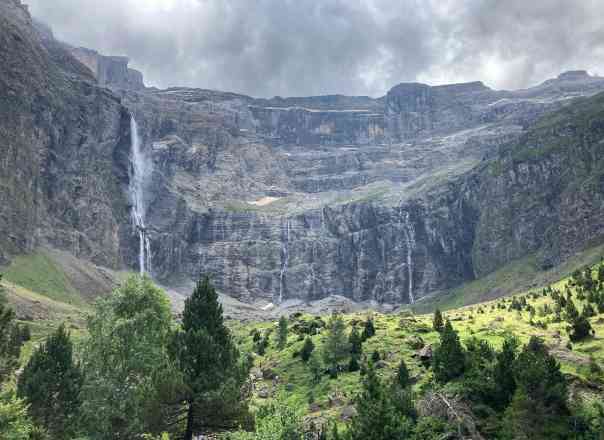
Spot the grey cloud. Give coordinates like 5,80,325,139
25,0,604,97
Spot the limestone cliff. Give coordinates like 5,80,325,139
0,0,132,268
3,0,604,306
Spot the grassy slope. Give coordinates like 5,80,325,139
231,260,604,421
412,242,604,313
3,251,85,306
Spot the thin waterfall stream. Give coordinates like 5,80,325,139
129,116,151,274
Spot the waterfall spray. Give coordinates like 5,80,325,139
129,116,151,274
400,210,415,304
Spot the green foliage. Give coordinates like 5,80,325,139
277,316,288,350
432,308,444,333
348,326,362,356
502,337,569,439
346,364,414,440
80,276,176,439
0,280,29,383
172,276,250,439
17,323,82,439
395,359,410,389
300,337,315,362
226,398,304,440
0,392,39,440
360,317,375,341
308,353,323,384
412,416,452,440
432,320,465,383
348,354,360,373
322,313,350,375
493,336,519,409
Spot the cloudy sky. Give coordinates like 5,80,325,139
26,0,604,98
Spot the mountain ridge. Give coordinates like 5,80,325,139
3,0,604,308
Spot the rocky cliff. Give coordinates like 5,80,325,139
3,0,604,306
0,0,132,268
116,70,604,305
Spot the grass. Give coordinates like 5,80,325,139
413,242,604,314
2,251,85,306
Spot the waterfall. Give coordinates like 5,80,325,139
129,116,151,274
400,210,415,304
278,219,291,304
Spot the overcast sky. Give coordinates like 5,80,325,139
26,0,604,98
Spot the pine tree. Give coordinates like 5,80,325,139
322,312,350,376
308,353,323,384
568,311,593,342
172,276,249,440
361,316,376,341
433,308,444,333
347,364,414,440
396,358,410,388
300,336,315,362
349,326,363,356
277,315,288,350
502,336,569,439
432,320,465,383
493,336,518,409
348,354,360,372
18,323,83,439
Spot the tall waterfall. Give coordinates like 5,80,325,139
278,219,291,304
400,210,416,304
129,116,151,274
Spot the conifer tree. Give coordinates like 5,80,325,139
322,312,350,376
349,326,363,356
347,363,414,440
18,323,83,439
432,320,465,383
309,353,323,384
433,308,444,333
493,336,518,409
396,358,410,388
277,315,288,350
348,354,360,372
300,336,315,362
172,276,250,440
361,316,376,341
502,337,568,439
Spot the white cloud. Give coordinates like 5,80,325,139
26,0,604,97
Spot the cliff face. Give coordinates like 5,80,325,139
0,0,131,268
69,47,145,91
115,70,604,304
4,0,604,305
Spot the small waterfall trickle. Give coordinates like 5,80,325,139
400,210,416,304
129,116,152,274
278,219,291,304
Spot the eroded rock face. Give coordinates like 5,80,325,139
69,47,145,91
113,67,604,304
4,1,604,305
0,0,132,267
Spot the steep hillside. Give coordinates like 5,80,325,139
231,261,604,433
